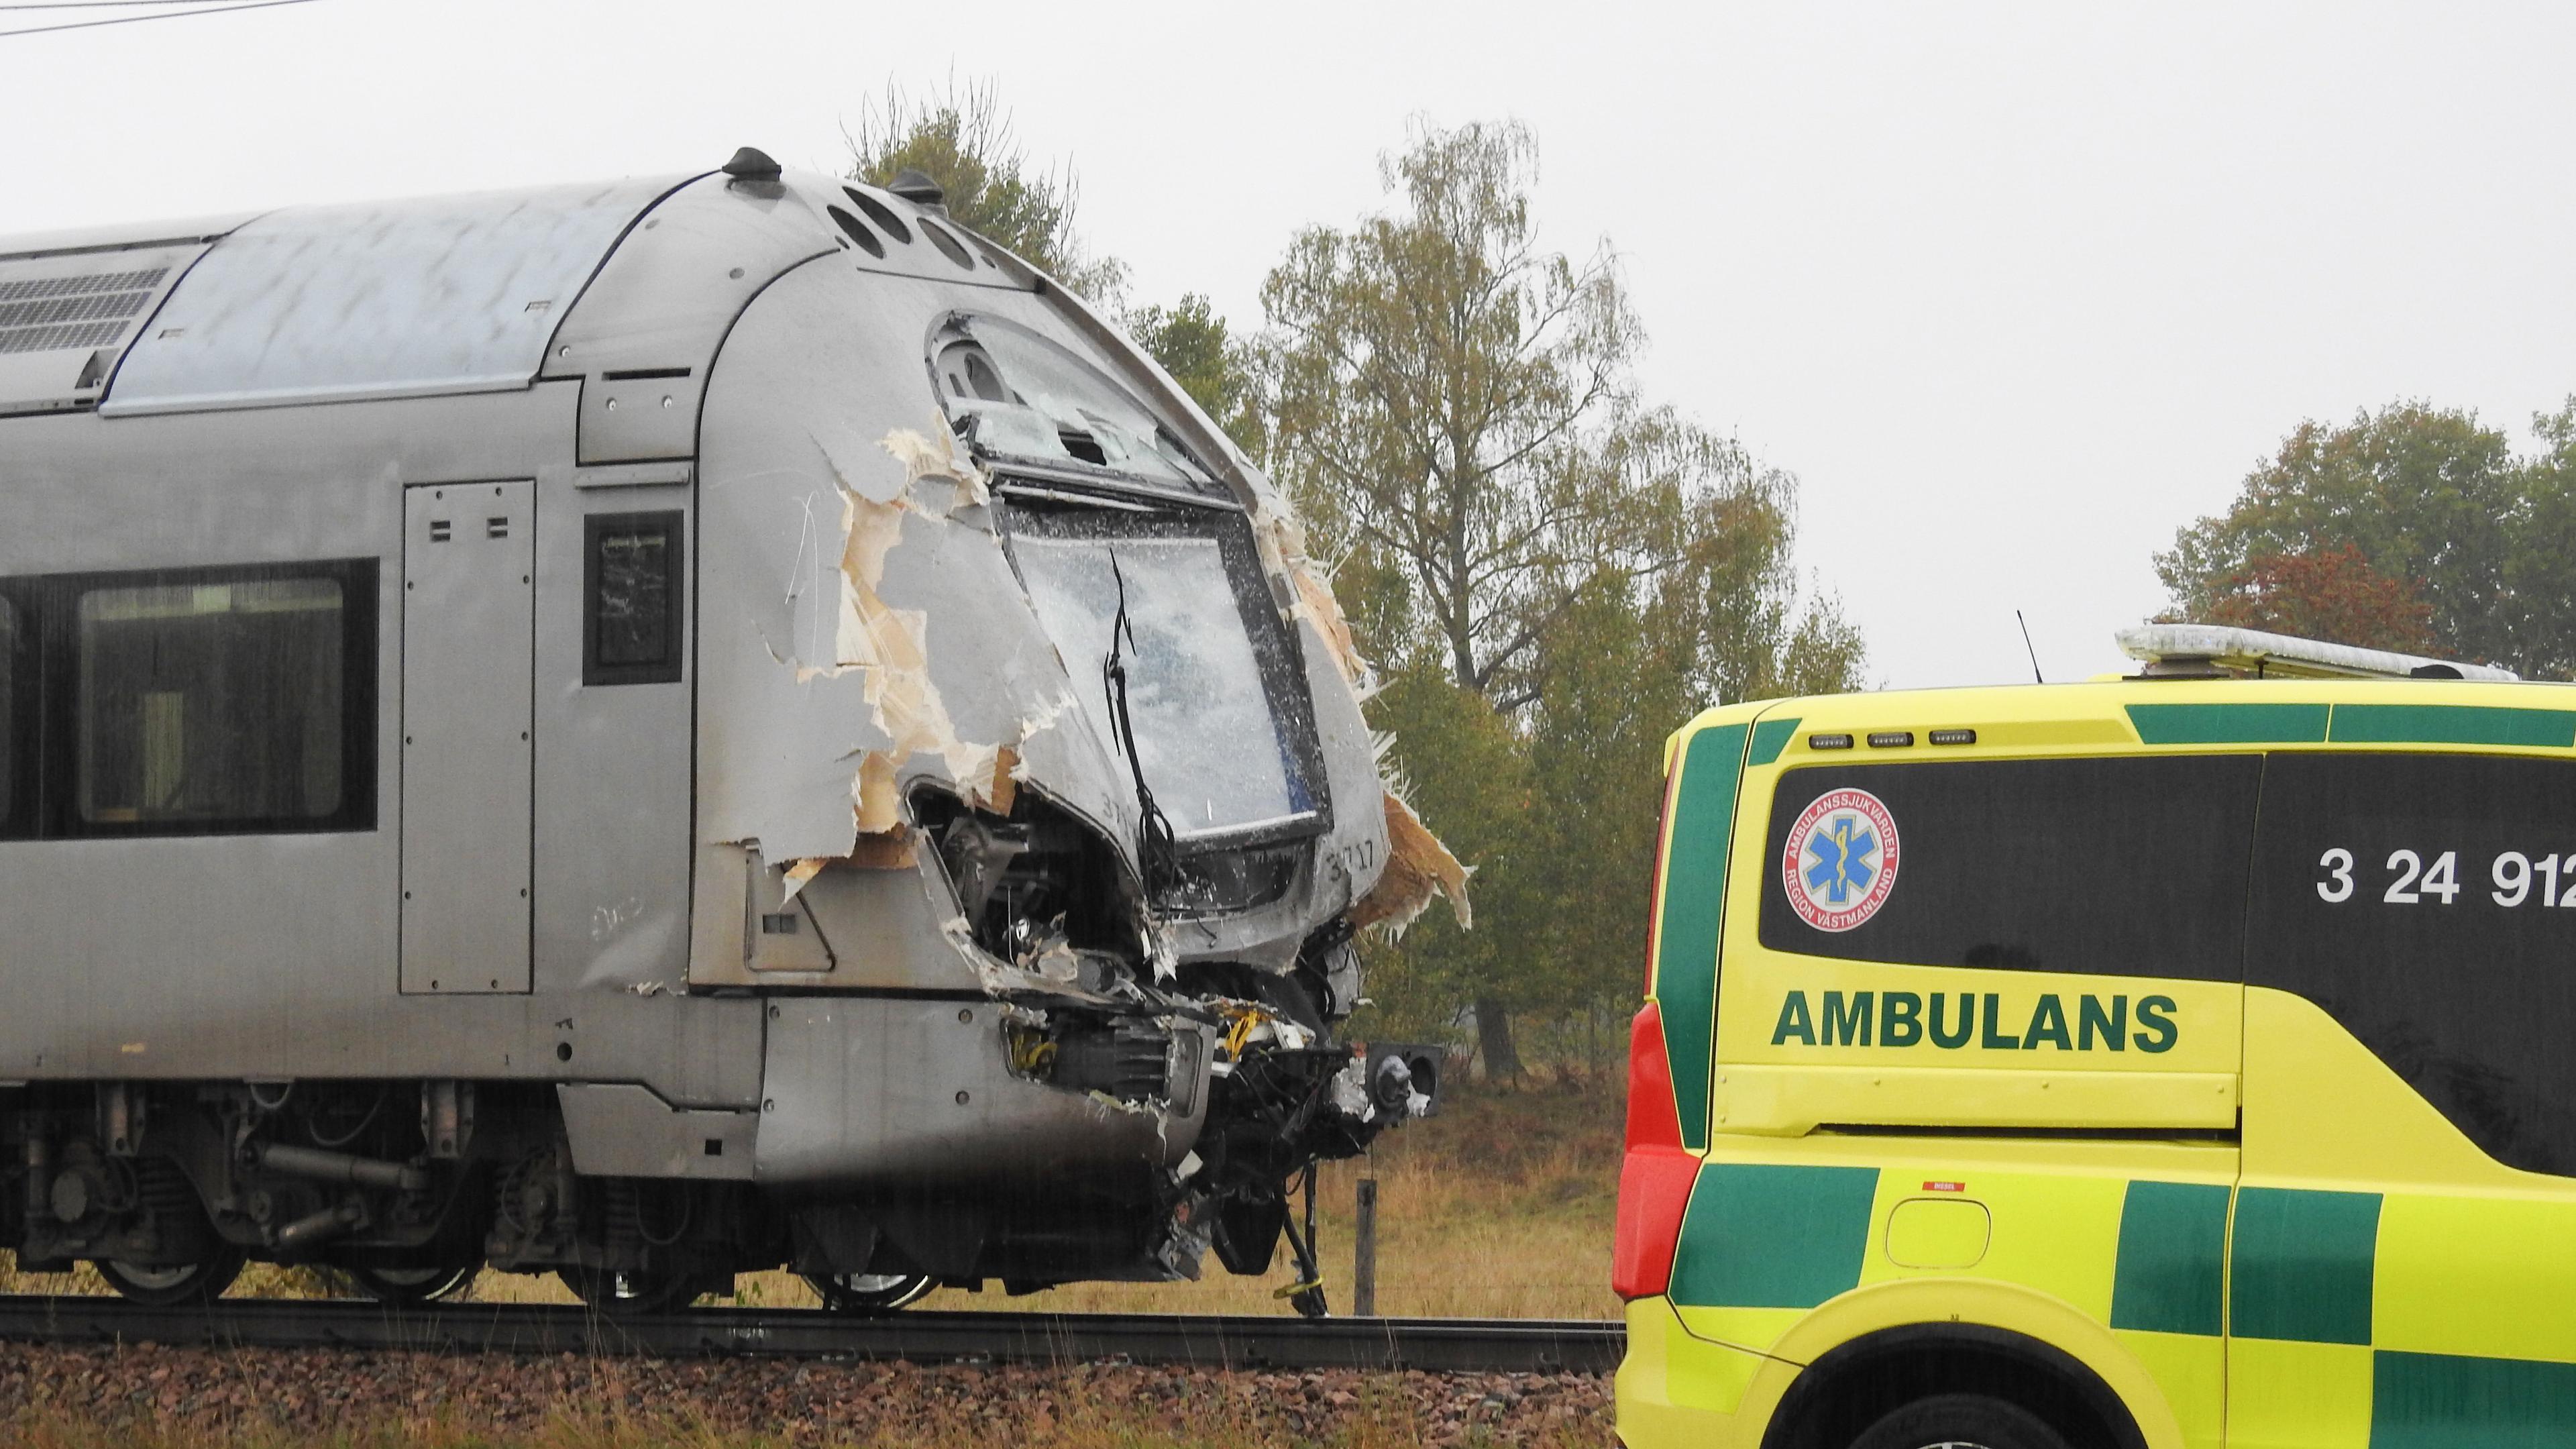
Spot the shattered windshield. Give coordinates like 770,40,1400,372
934,317,1214,490
1010,528,1316,842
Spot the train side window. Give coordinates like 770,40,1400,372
67,561,376,836
584,512,684,686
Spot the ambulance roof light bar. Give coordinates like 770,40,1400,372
2115,623,2520,682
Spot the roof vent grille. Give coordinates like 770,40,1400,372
0,266,166,356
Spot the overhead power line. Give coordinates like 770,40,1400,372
0,2,264,10
0,0,319,37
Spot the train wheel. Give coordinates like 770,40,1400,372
556,1264,704,1316
95,1245,247,1307
347,1260,481,1305
803,1271,936,1314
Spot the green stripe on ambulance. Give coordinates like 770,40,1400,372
1656,722,1750,1152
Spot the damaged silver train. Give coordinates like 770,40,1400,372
0,148,1464,1313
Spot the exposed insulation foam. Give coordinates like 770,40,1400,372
778,419,1026,898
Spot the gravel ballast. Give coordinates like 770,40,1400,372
0,1341,1613,1446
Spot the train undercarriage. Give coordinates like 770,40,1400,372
1,1004,1435,1315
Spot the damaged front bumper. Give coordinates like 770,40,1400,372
695,319,1466,1288
745,776,1446,1289
747,791,1439,1285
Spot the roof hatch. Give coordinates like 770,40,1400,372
101,176,686,417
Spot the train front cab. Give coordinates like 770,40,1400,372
1616,677,2576,1449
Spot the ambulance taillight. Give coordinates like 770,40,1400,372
1613,1001,1698,1299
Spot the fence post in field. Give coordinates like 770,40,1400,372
1354,1177,1379,1317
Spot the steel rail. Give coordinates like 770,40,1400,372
0,1296,1622,1374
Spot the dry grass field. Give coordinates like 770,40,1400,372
0,1080,1627,1322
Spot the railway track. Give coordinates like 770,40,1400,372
0,1296,1623,1375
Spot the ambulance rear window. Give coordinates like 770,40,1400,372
1758,755,2259,979
2249,751,2576,1177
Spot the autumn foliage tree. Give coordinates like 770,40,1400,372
2158,399,2576,676
2192,543,2436,653
2157,402,2518,665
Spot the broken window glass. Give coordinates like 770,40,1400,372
934,317,1214,490
1010,530,1314,841
585,511,684,685
75,574,349,828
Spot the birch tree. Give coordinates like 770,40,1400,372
1265,121,1862,1075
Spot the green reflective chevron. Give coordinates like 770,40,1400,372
1656,722,1747,1152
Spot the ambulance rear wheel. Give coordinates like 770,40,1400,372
1847,1393,2070,1449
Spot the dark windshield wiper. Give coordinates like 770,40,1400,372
1103,549,1180,895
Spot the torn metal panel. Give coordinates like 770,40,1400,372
963,254,1470,940
699,842,978,991
693,264,930,864
775,421,1050,894
1291,616,1390,920
1251,496,1375,695
1253,508,1470,937
698,223,1469,969
1246,496,1468,936
756,996,1203,1188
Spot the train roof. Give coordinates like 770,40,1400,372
0,151,1031,421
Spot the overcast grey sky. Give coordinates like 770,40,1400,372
7,1,2571,690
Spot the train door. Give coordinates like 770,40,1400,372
529,484,693,994
399,480,535,994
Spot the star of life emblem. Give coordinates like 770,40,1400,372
1783,787,1900,932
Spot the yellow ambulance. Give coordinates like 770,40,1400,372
1613,625,2576,1449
